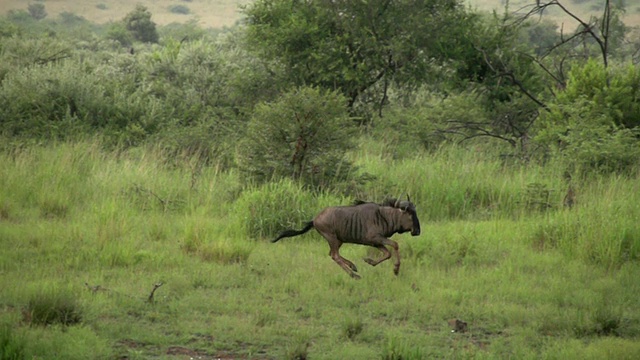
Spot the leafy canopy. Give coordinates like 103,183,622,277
243,0,476,111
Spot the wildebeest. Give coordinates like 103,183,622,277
271,196,421,279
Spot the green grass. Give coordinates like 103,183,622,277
1,140,639,359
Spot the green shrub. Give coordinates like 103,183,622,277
535,61,640,175
27,3,47,20
105,22,133,47
6,10,33,25
237,87,359,191
168,5,190,15
123,4,158,43
58,11,87,26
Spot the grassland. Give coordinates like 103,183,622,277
1,0,639,28
1,140,639,359
0,0,250,28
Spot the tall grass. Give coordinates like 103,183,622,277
531,176,640,268
355,140,567,221
1,140,639,359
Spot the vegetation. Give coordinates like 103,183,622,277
0,0,639,358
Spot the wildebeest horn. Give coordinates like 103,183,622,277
394,196,401,208
407,194,411,202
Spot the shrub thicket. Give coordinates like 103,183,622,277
536,60,640,175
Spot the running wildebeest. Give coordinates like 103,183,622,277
271,196,421,279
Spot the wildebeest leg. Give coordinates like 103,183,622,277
383,238,400,275
320,232,360,279
367,237,400,275
364,244,391,266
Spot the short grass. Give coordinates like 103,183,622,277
1,140,639,359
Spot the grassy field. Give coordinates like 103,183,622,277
1,141,639,359
0,0,250,28
1,0,638,28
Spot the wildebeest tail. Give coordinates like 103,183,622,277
271,221,314,243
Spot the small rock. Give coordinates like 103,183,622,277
448,318,468,333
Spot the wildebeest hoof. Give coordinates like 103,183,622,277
364,258,376,266
350,272,362,280
393,268,399,276
349,263,358,272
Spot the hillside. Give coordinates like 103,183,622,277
1,0,638,28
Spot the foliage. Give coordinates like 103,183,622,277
159,19,215,42
535,60,640,174
0,29,275,149
168,5,191,15
6,10,35,27
237,87,360,190
105,21,133,47
559,60,640,129
0,55,164,145
123,4,158,43
243,0,477,114
519,19,559,57
27,3,47,20
424,10,550,150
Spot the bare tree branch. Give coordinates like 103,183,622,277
514,0,611,68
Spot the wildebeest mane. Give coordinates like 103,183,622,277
352,198,399,207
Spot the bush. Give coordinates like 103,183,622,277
563,61,640,129
123,4,158,43
237,87,359,190
168,5,190,15
27,3,47,20
535,60,640,175
105,22,133,47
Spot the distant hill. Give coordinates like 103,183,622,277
0,0,637,28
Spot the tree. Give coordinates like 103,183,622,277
437,0,631,153
123,5,158,43
243,0,476,115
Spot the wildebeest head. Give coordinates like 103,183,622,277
386,196,421,236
